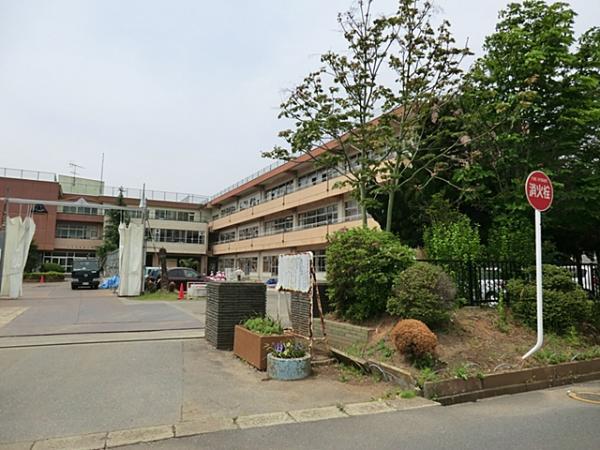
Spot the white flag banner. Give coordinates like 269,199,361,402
117,222,144,296
0,216,36,299
276,252,312,293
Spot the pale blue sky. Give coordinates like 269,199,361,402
0,0,598,196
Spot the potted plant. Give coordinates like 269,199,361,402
233,316,287,370
267,341,311,381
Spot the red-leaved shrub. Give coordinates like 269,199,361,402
391,319,437,360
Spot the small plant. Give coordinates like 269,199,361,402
400,390,417,399
417,367,438,389
565,326,582,347
391,319,438,362
365,339,395,360
453,365,469,380
533,348,570,365
496,291,510,333
270,341,306,359
387,263,456,328
243,316,283,336
345,343,365,358
337,363,366,383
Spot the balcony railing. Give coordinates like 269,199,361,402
209,160,287,202
0,167,56,182
217,214,363,244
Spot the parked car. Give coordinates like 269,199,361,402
265,278,278,288
156,267,206,290
71,257,101,290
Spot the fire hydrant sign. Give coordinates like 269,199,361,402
525,171,553,211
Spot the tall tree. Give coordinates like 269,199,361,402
377,0,471,232
97,187,127,259
263,0,399,227
454,1,600,258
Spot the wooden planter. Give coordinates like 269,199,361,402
233,325,289,371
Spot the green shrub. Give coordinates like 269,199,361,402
507,265,591,335
423,214,481,262
326,228,415,322
40,262,65,273
23,272,65,282
386,263,456,328
243,316,283,335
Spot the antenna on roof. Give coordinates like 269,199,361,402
68,162,84,185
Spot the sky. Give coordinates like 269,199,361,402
0,0,598,198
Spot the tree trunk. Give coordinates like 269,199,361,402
359,182,368,228
385,189,395,233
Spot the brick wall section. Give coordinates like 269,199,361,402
205,282,266,350
289,289,374,349
314,320,374,350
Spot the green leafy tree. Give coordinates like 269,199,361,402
376,0,471,232
454,1,600,259
97,187,127,259
326,227,415,322
263,0,397,227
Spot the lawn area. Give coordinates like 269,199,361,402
135,290,180,301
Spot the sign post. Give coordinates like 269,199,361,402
522,171,553,359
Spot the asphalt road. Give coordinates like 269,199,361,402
123,382,600,450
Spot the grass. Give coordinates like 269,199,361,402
337,363,367,383
135,290,180,301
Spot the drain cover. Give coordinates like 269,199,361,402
568,391,600,405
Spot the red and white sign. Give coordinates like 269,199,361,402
525,171,553,211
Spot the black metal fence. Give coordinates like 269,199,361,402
418,260,599,306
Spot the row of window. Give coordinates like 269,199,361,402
60,205,198,222
147,228,205,244
42,251,96,273
218,201,361,243
55,223,101,240
216,249,327,275
218,166,346,218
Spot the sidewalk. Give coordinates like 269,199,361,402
0,338,424,446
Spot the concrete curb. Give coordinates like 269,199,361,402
8,397,439,449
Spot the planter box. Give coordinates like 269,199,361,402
267,353,312,381
233,325,289,371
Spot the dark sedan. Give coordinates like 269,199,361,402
154,267,206,291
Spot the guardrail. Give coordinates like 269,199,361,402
0,167,56,182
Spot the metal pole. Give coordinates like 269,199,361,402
523,209,543,359
140,184,147,294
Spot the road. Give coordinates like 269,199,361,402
122,382,600,450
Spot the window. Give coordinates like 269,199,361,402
264,180,294,201
220,204,237,218
148,228,205,244
154,209,196,222
218,258,235,271
239,193,261,211
61,206,99,216
344,199,360,219
264,216,293,235
219,230,236,243
314,250,326,272
42,251,96,273
262,255,279,275
239,225,259,240
297,168,333,189
238,257,258,275
297,204,338,229
56,223,100,240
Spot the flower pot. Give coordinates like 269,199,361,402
267,353,312,381
233,325,288,371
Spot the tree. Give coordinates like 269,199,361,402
97,187,127,259
25,240,40,272
453,1,600,259
263,0,400,227
376,0,471,232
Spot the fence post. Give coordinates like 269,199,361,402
467,260,475,306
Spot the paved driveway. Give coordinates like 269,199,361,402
0,282,204,336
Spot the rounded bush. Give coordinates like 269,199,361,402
507,265,591,334
386,262,456,328
40,262,65,273
326,228,415,322
391,319,437,360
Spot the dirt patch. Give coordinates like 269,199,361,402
340,308,600,380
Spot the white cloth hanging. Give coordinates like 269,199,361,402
117,222,144,296
0,216,36,299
